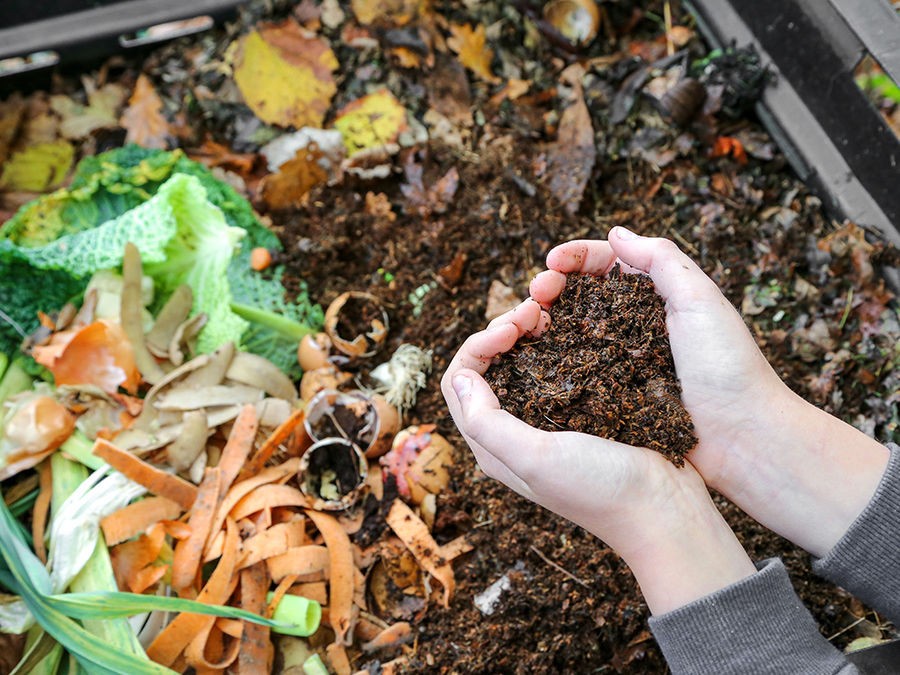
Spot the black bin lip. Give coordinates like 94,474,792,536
0,0,245,80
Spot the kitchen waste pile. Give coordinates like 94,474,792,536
0,148,459,675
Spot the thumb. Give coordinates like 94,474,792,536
451,368,500,422
608,226,719,309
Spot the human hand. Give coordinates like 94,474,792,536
530,227,889,557
441,300,756,614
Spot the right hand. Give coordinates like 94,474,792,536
530,227,889,557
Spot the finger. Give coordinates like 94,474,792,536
545,240,618,276
608,226,721,310
533,310,551,336
469,445,536,498
486,298,542,334
451,369,548,476
529,270,566,308
445,323,520,376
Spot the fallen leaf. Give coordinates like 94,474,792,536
0,140,74,192
351,0,422,26
447,23,500,84
0,94,26,165
485,280,520,321
543,64,596,213
189,138,258,177
365,191,396,221
333,90,408,155
710,135,748,164
120,75,171,149
233,19,339,128
50,82,127,139
400,154,458,217
260,145,329,210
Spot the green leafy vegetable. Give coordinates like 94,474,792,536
0,146,322,372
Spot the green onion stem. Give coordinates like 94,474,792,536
0,358,32,407
230,302,316,340
59,431,105,472
303,653,330,675
49,454,145,657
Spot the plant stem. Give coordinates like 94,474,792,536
230,302,315,340
49,454,145,657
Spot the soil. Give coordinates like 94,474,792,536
276,140,897,673
484,268,697,465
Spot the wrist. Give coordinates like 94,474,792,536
716,388,890,557
613,473,756,615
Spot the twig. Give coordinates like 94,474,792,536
529,545,590,589
838,287,854,330
664,1,675,57
826,615,866,642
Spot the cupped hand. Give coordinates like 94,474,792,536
442,300,713,555
530,227,890,557
529,227,788,495
440,299,757,613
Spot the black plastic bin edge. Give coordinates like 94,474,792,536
0,0,245,62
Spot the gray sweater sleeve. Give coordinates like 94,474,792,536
813,442,900,624
649,442,900,674
648,558,856,674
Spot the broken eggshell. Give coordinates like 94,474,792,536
297,332,334,372
543,0,600,48
367,538,428,622
379,425,453,504
299,365,353,403
298,437,368,510
323,292,389,359
303,389,399,459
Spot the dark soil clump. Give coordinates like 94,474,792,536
485,268,697,465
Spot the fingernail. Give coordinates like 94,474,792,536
616,227,638,241
453,373,472,399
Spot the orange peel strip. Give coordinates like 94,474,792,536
146,518,241,667
93,438,197,509
385,499,455,607
306,509,357,645
171,468,223,591
101,495,184,546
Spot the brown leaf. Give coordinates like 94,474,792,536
400,154,459,217
543,64,596,213
485,280,520,321
260,145,329,210
447,23,500,84
120,75,171,149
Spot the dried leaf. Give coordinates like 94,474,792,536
50,83,127,139
351,0,422,26
261,146,329,209
120,75,171,149
0,140,74,192
544,64,595,213
0,94,26,165
333,90,408,156
400,155,458,217
485,280,521,321
233,19,339,128
447,24,500,84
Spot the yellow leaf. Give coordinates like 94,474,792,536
120,75,171,149
333,90,408,155
0,140,74,192
351,0,423,26
233,20,339,128
49,83,127,140
447,23,500,84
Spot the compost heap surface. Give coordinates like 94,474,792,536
1,0,899,671
484,268,697,465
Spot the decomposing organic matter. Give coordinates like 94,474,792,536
486,268,697,465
